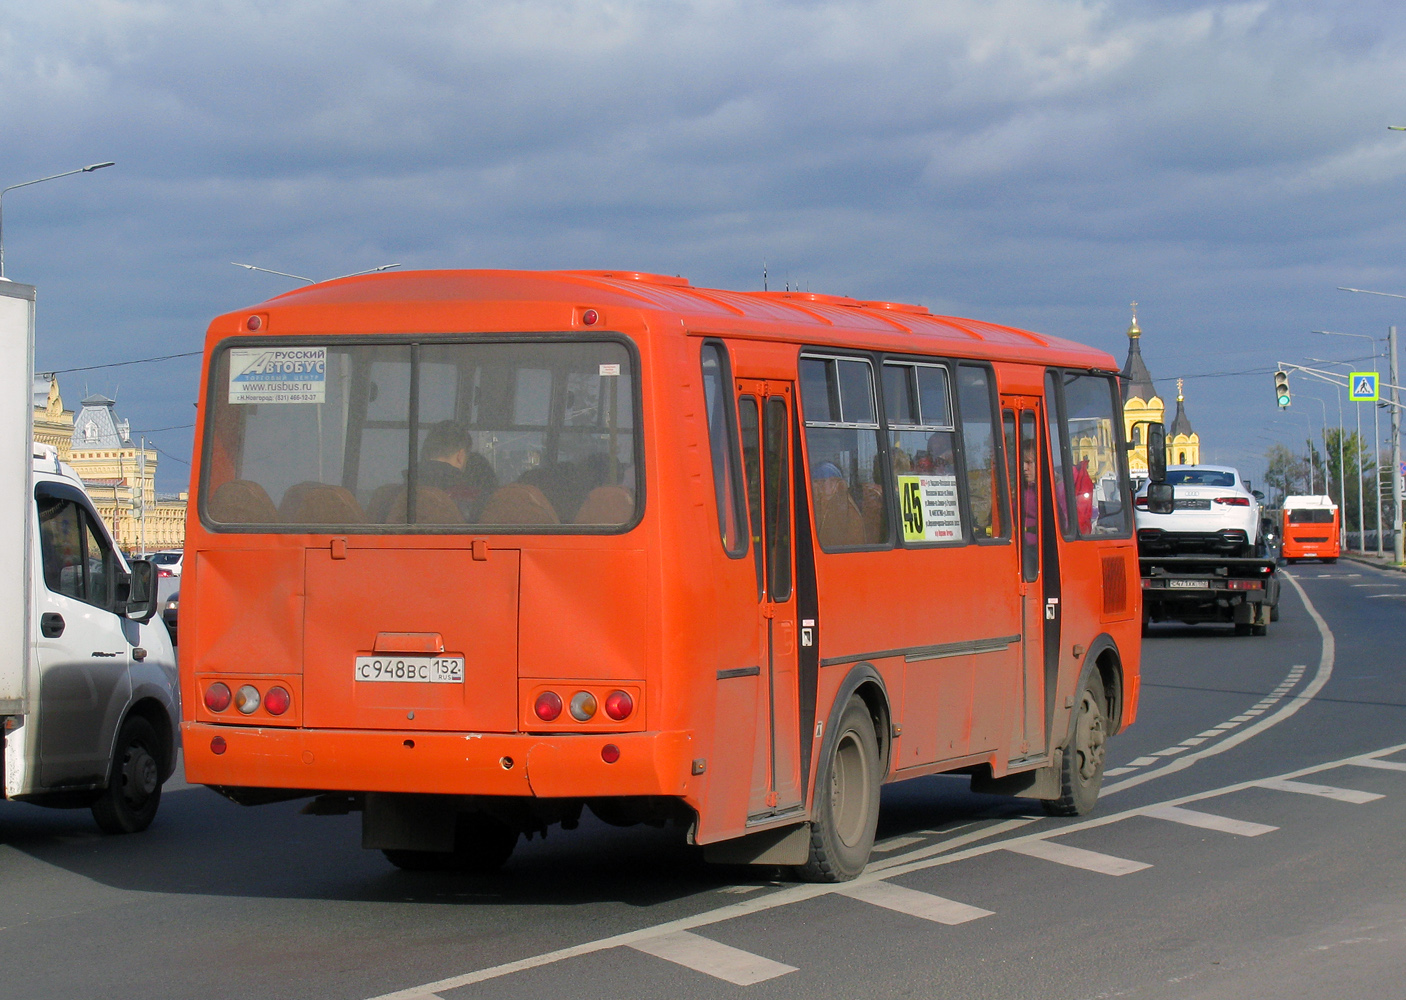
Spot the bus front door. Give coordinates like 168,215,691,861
736,381,803,819
1003,401,1047,760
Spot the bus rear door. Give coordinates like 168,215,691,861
735,381,803,819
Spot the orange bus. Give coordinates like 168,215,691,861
1280,495,1340,563
180,270,1141,881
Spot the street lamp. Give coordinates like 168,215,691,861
1338,287,1405,562
1299,394,1331,498
0,162,115,278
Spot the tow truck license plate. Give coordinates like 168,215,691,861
354,655,465,683
1166,579,1206,589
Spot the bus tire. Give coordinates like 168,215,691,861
383,814,518,873
797,695,880,883
1041,671,1107,817
91,716,163,834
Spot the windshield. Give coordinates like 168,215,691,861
1287,508,1335,524
1166,469,1237,488
202,339,639,531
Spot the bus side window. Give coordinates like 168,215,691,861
883,361,962,545
956,365,1005,540
1058,372,1131,538
799,356,889,550
701,342,747,557
1045,370,1074,537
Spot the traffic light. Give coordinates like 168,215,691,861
1274,370,1291,408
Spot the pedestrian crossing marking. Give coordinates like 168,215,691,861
871,835,925,853
1142,804,1277,837
630,931,796,985
1003,839,1150,875
1350,757,1406,773
840,881,993,924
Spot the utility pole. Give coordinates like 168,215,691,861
1393,326,1403,563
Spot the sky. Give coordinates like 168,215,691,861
4,0,1406,493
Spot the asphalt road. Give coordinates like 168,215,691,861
4,560,1406,1000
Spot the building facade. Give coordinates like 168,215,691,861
36,382,189,553
1118,305,1200,473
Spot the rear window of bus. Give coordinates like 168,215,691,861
1287,508,1334,524
201,339,640,531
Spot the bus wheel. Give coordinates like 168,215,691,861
1041,672,1106,817
383,814,518,873
91,716,163,834
797,696,881,883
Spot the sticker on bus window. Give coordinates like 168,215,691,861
897,474,962,542
599,363,621,377
228,347,328,404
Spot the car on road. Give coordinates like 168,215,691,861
150,549,183,578
162,590,179,646
1135,464,1264,556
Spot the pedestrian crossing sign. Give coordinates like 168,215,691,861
1350,371,1380,402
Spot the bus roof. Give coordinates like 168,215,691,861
1282,494,1337,509
214,269,1119,372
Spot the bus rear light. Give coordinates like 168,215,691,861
204,682,232,713
582,308,599,326
264,686,291,716
534,691,563,721
604,689,633,721
570,691,598,722
235,685,261,714
601,743,620,764
211,736,227,755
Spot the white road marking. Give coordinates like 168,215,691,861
1002,840,1150,875
1101,569,1332,798
1256,778,1384,804
1142,804,1277,837
362,740,1406,1000
839,881,993,924
1351,583,1398,587
871,835,925,853
1195,729,1223,739
1153,746,1188,756
629,931,796,985
1104,766,1134,776
1180,737,1209,746
1351,757,1406,773
1129,756,1159,766
718,885,765,894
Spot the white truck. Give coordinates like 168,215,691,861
0,280,180,832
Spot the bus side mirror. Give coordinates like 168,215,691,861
1146,423,1167,484
125,560,159,624
1145,482,1175,514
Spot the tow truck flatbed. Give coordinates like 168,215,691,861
1140,555,1280,635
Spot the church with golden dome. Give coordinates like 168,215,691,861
1120,304,1199,472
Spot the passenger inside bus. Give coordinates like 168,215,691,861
417,421,498,520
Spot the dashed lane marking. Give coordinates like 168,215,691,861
629,931,796,985
361,742,1406,1000
838,881,993,925
1141,804,1277,837
1256,778,1385,804
1002,840,1151,876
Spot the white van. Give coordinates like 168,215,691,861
0,282,180,833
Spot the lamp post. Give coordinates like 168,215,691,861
0,162,115,278
1338,288,1405,562
1299,395,1331,500
1313,330,1384,552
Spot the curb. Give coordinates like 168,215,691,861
1341,553,1406,574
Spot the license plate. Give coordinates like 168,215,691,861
354,655,465,683
1166,579,1206,589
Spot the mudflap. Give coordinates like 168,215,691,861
703,822,811,866
970,752,1063,800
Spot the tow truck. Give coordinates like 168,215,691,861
1135,425,1281,636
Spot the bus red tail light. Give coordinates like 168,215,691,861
569,691,598,721
235,685,261,714
534,691,563,721
601,743,620,763
204,682,232,713
264,686,291,716
604,689,633,721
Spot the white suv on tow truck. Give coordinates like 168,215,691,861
1135,464,1263,557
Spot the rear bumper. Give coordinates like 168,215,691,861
181,723,699,800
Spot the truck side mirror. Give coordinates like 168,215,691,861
1145,482,1175,514
125,559,159,624
1147,423,1167,483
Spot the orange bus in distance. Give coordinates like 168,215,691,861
1280,495,1340,563
181,269,1141,880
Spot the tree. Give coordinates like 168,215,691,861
1323,428,1375,532
1263,442,1307,503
